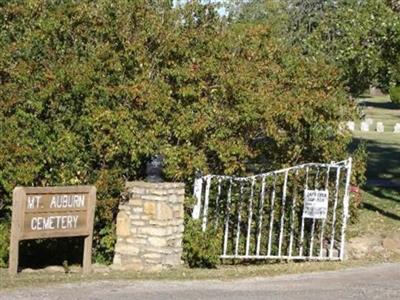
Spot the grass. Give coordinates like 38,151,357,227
347,95,400,240
354,138,400,180
353,96,400,180
356,95,400,132
348,187,400,239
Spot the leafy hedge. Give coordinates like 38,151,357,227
182,219,221,268
0,1,360,265
389,86,400,104
0,223,9,268
299,0,400,96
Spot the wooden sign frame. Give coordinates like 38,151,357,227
9,186,96,275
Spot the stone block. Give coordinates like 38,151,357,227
144,253,162,260
146,248,171,254
150,189,169,196
149,219,184,226
140,227,170,236
173,206,184,219
116,211,130,237
131,219,146,225
128,187,147,195
126,237,148,245
168,194,184,202
115,244,140,255
174,239,182,248
118,204,130,211
113,254,121,265
126,238,135,244
164,254,182,266
129,198,143,206
131,226,138,235
129,214,141,220
133,207,143,214
148,236,168,247
144,202,156,216
142,195,165,201
174,189,185,196
157,202,173,220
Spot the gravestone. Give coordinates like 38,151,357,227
346,121,355,131
369,86,384,96
365,118,374,125
376,122,384,133
394,123,400,133
360,121,369,132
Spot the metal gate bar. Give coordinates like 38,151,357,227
192,159,352,261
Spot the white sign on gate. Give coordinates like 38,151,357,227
303,189,329,219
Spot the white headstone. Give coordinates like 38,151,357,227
346,121,355,131
394,123,400,133
376,122,384,133
360,121,369,132
366,118,374,125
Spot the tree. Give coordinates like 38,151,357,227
231,0,400,95
387,0,400,12
0,0,357,263
304,0,400,95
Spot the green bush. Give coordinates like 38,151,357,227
349,142,368,221
0,222,10,268
182,219,221,268
0,1,359,264
389,86,400,104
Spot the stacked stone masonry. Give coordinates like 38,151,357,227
113,181,184,271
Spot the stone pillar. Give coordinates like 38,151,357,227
112,181,184,272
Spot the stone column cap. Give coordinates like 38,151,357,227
125,181,185,189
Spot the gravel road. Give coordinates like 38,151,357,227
1,263,399,300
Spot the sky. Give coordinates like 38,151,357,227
174,0,229,15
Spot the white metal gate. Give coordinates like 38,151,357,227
192,158,352,261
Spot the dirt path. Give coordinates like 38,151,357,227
1,263,399,300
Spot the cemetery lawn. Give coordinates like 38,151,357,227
348,187,400,240
347,94,400,259
351,95,399,243
353,95,400,180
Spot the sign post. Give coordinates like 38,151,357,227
9,186,96,275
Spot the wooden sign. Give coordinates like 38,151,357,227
9,186,96,275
